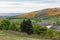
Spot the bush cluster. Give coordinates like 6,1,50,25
0,18,20,31
0,18,59,38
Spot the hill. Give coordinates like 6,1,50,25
17,12,38,18
16,8,60,19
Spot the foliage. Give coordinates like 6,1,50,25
33,23,60,38
33,24,47,34
9,22,18,31
0,18,60,39
20,19,33,34
0,18,10,30
33,24,41,34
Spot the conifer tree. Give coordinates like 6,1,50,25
20,19,33,35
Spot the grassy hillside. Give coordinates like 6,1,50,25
16,8,60,19
17,12,38,18
0,30,50,40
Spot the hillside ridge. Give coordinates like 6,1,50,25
17,8,60,19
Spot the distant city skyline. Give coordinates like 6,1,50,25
0,0,60,14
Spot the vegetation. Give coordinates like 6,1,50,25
17,12,38,18
0,18,60,40
56,21,60,26
20,19,33,34
9,22,18,31
0,30,51,40
0,18,10,30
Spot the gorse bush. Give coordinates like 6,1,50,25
0,18,10,30
33,24,41,34
20,19,33,34
0,18,20,31
9,22,17,31
33,24,47,34
33,23,60,37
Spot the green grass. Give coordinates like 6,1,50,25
9,18,60,23
41,18,60,23
0,30,51,40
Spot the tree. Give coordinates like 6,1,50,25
20,19,26,32
20,19,33,35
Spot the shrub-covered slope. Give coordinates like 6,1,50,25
17,8,60,19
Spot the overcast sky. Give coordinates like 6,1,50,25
0,0,60,13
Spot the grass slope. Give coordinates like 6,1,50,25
0,30,50,40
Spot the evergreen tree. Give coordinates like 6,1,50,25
20,19,33,35
20,19,26,32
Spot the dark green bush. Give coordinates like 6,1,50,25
20,19,33,34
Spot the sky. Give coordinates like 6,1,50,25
0,0,60,14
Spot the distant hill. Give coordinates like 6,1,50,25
17,12,38,18
16,8,60,19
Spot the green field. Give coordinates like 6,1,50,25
10,17,60,23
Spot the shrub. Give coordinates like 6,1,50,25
33,24,47,34
33,24,41,34
45,29,60,38
0,18,10,30
20,19,33,34
9,22,18,31
46,29,54,37
39,26,47,34
33,24,59,37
